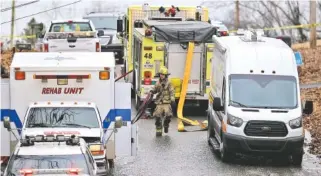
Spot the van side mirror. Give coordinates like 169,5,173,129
117,19,123,33
302,100,313,115
115,116,123,128
3,116,11,130
97,30,104,37
213,97,224,111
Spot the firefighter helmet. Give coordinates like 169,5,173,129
158,66,170,75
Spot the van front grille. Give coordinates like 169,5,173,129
244,120,288,137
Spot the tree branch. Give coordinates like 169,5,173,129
239,2,274,26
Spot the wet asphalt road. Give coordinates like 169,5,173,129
108,103,321,176
112,66,321,176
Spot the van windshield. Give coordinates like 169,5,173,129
25,107,100,128
229,74,298,109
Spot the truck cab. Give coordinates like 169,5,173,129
83,12,124,64
1,52,136,173
40,19,101,52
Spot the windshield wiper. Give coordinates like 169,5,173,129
96,27,116,30
64,123,92,129
28,123,51,127
229,100,248,107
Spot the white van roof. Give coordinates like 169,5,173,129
11,52,115,69
214,36,297,76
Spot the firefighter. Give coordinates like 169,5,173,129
150,66,176,136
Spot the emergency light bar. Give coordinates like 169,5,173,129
21,134,80,146
20,168,83,176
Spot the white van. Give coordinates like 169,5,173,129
207,31,314,165
1,52,137,173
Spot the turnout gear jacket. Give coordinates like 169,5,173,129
150,79,175,105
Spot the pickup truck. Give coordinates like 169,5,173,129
40,19,102,52
83,12,124,64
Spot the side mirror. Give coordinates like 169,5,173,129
302,100,313,115
213,97,224,111
97,30,104,37
116,32,123,38
3,116,11,130
117,19,123,33
115,116,123,128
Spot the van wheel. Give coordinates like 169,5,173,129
220,140,233,162
207,115,214,145
292,151,303,166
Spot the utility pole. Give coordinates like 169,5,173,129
235,0,240,30
310,0,316,49
10,0,16,48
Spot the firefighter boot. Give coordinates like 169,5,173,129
163,117,171,133
155,117,163,136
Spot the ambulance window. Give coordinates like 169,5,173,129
25,107,100,128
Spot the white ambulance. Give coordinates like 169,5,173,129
0,52,137,173
207,30,314,165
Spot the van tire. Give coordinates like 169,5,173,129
291,151,303,166
207,115,214,145
220,138,233,162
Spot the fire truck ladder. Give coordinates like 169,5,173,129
176,42,208,132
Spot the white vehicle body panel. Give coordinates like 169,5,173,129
210,35,303,140
43,19,100,52
166,43,206,99
1,52,135,159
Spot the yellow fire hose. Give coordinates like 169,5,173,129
176,42,208,132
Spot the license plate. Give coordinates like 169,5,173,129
57,79,68,85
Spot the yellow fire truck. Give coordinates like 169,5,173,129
116,4,216,132
116,4,210,95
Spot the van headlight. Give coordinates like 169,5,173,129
289,117,302,129
227,113,243,127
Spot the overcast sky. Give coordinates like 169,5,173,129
1,0,225,38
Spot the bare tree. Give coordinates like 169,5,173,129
270,1,308,42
